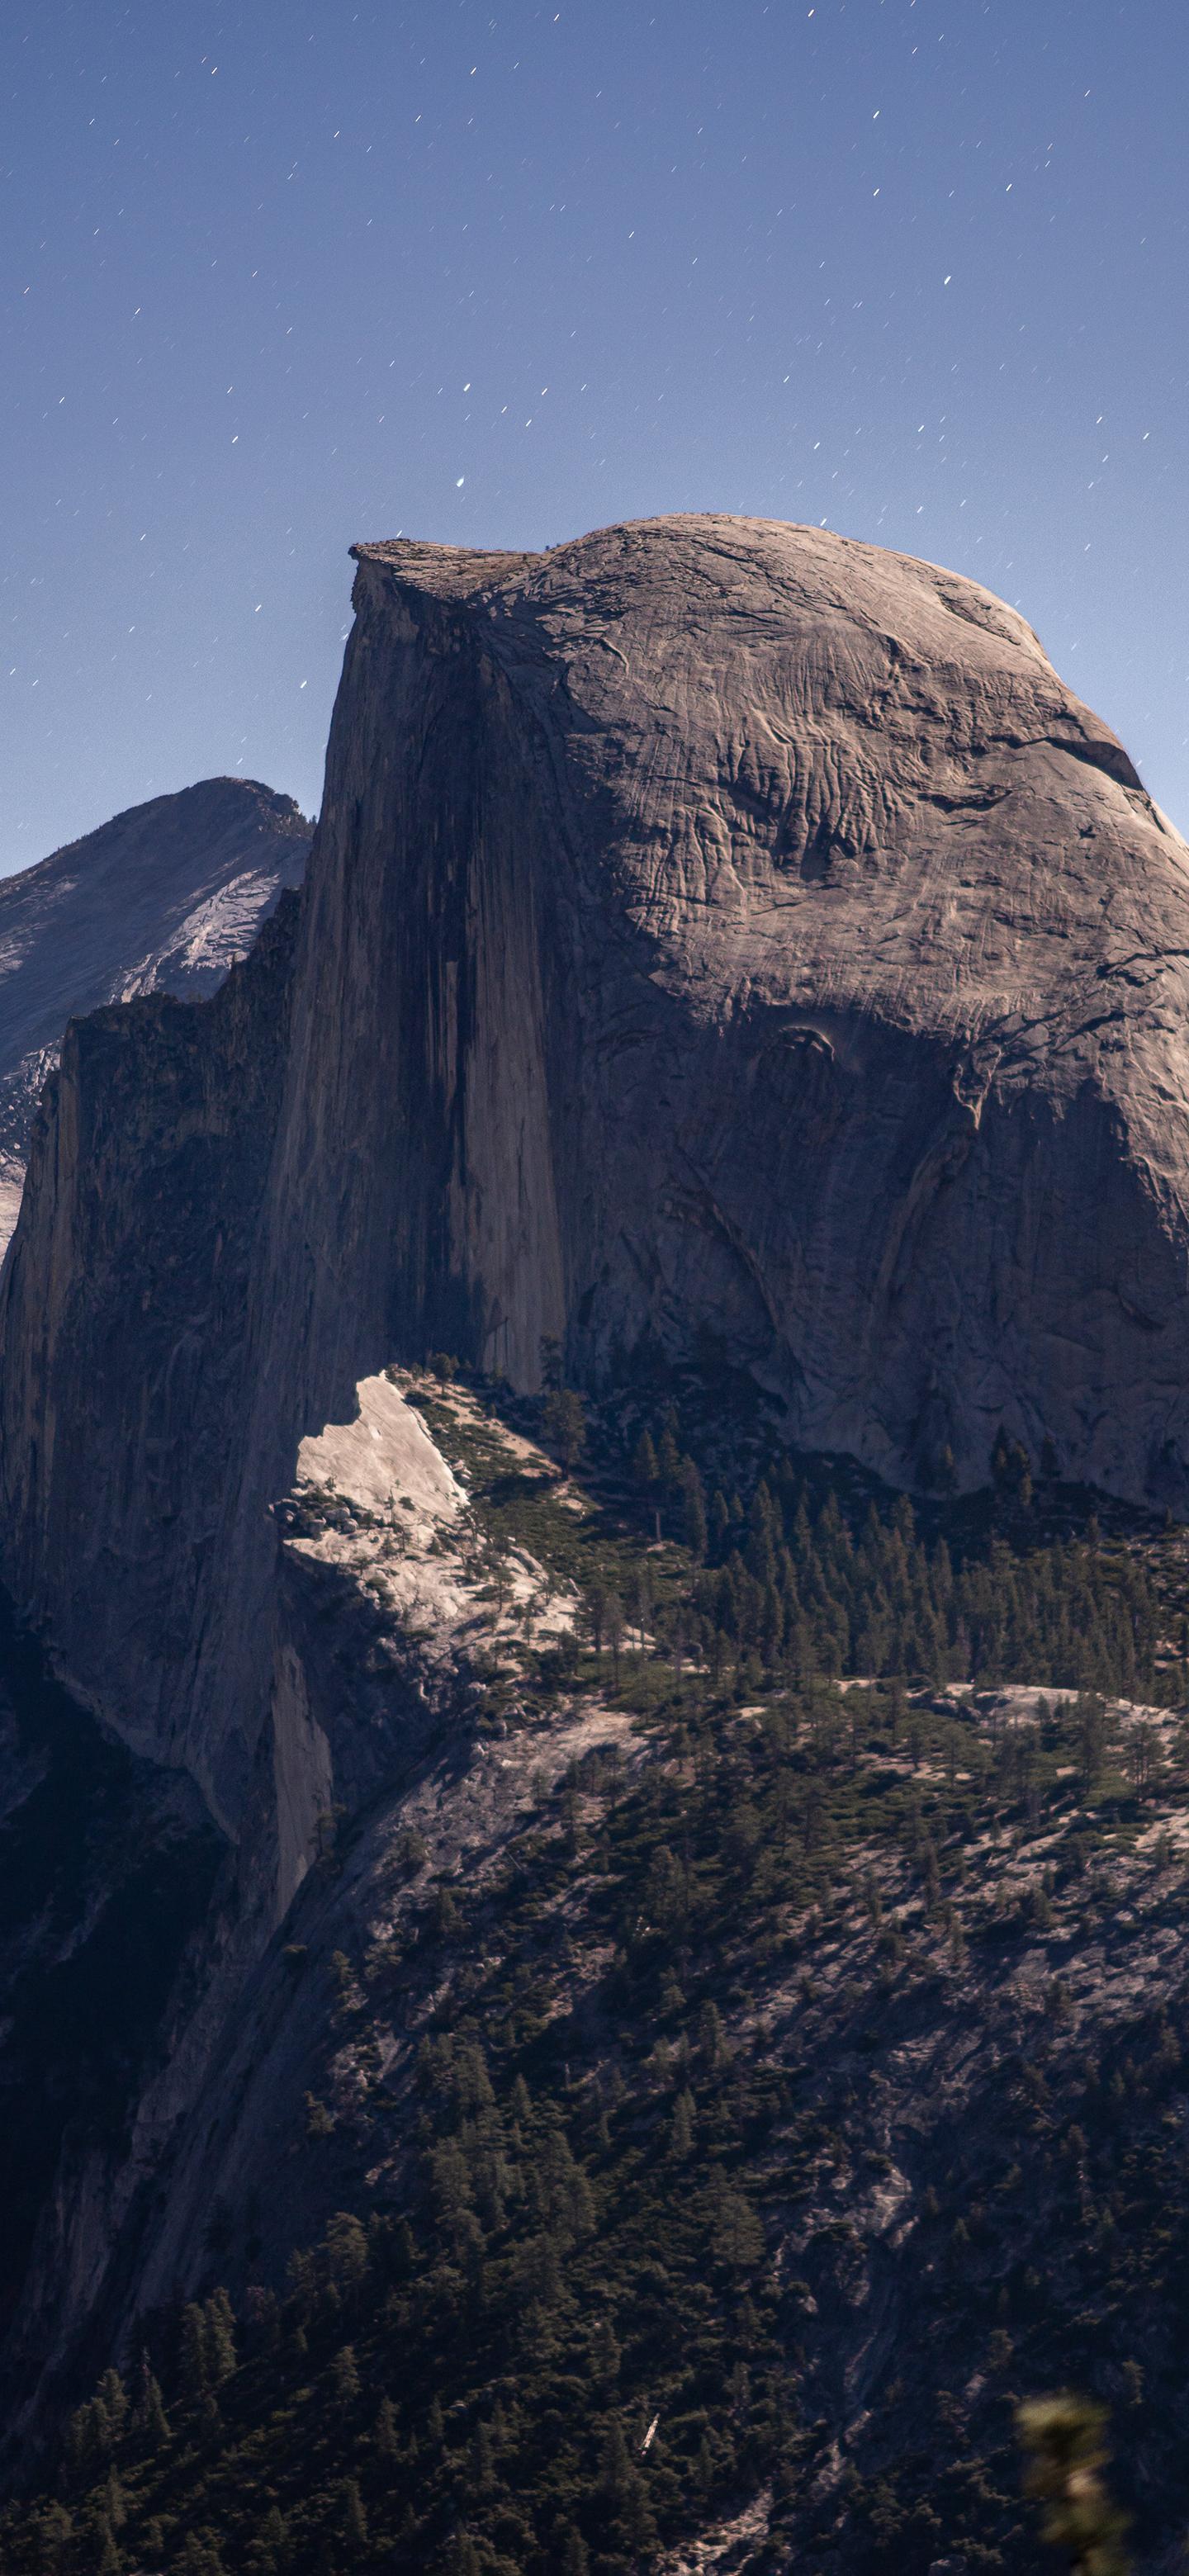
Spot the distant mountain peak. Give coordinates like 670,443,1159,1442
0,774,311,1245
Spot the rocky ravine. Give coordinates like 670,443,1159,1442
0,774,310,1247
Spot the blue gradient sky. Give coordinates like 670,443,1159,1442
2,0,1186,871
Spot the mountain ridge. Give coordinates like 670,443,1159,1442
6,512,1189,1843
0,519,1188,2565
0,774,311,1246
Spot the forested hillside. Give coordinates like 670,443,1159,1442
5,1367,1187,2576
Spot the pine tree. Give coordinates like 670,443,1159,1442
992,1425,1032,1508
711,2177,765,2271
200,2390,225,2442
179,2301,210,2404
590,2316,622,2391
681,1458,708,1560
325,2209,370,2295
36,2503,73,2571
96,2370,129,2446
585,1582,608,1655
627,1565,651,1650
341,2477,368,2546
599,2418,634,2501
253,2506,288,2574
544,1385,585,1471
600,2417,657,2555
96,2520,122,2576
604,1591,625,1688
136,2363,171,2449
632,1431,661,1536
656,1427,683,1530
669,2088,696,2160
1017,2394,1129,2574
446,2535,482,2576
470,2419,496,2495
204,2286,237,2384
66,2403,94,2475
699,1998,727,2071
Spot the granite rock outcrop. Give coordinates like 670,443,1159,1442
0,775,310,1246
5,514,1189,1838
2,496,1189,2509
265,516,1189,1515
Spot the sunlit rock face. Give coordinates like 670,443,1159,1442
268,514,1189,1505
0,776,310,1247
5,515,1189,1833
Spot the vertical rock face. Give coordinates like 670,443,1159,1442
0,776,311,1248
4,512,1189,2451
0,897,301,1817
253,514,1189,1516
5,515,1189,1832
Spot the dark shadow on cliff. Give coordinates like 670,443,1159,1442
0,1590,224,2428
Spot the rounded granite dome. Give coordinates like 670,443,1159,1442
331,514,1189,1501
6,514,1189,1854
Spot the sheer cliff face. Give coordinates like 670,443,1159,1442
259,514,1189,1499
0,775,311,1248
3,511,1189,2437
6,514,1189,1825
0,901,301,1811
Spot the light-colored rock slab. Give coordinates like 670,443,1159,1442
296,1369,462,1523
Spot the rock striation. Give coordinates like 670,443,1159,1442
266,517,1189,1510
0,775,311,1246
5,513,1189,1836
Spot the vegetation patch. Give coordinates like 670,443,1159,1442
7,1374,1189,2574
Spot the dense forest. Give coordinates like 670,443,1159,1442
2,1368,1184,2576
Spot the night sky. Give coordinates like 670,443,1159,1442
2,0,1186,871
